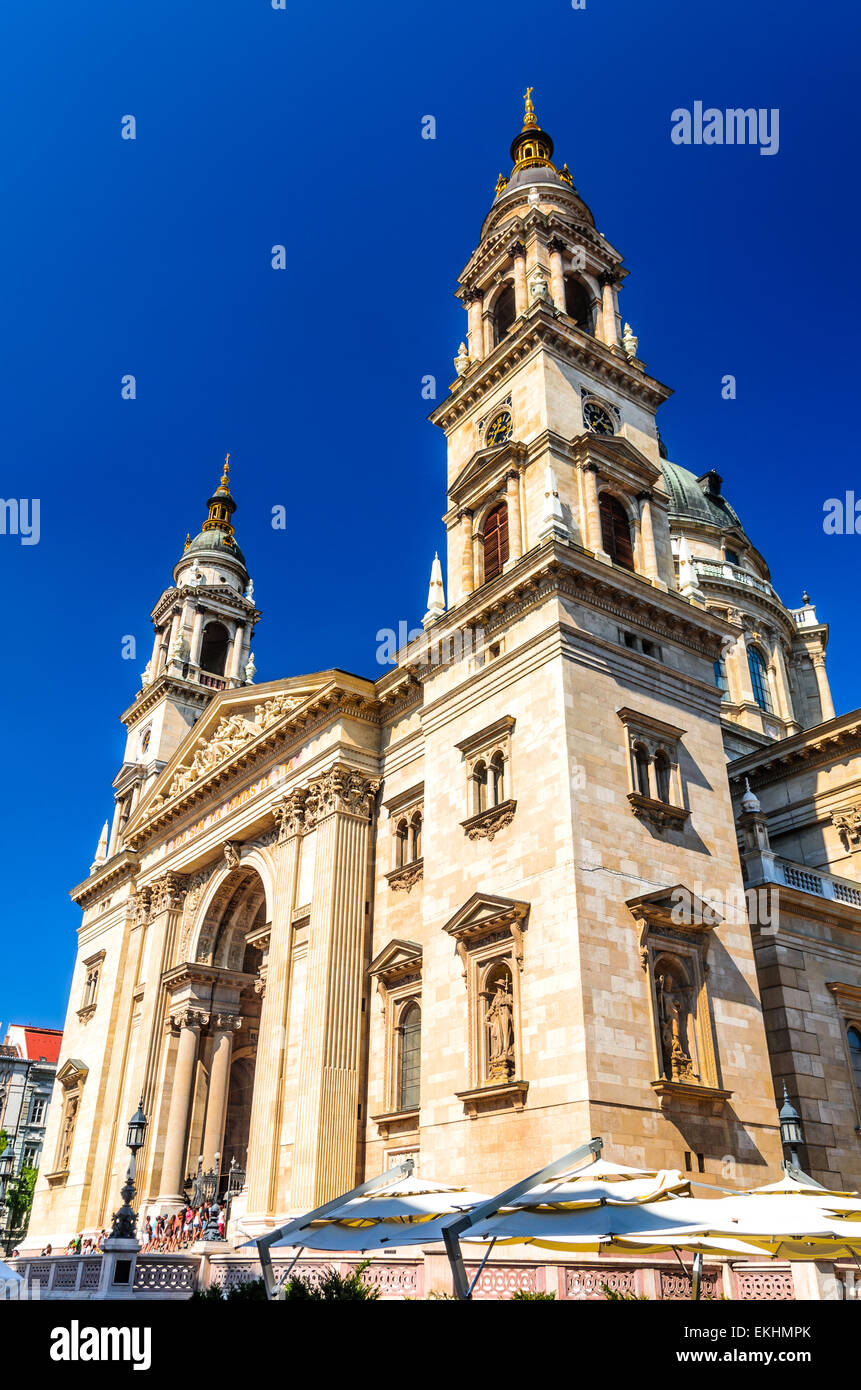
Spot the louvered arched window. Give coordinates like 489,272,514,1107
483,503,509,582
599,493,634,571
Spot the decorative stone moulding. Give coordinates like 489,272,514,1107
461,798,517,841
385,860,424,893
369,1108,420,1141
456,1079,529,1120
626,792,690,832
650,1079,733,1115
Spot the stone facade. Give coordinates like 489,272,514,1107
27,93,858,1254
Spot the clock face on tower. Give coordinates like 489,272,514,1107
583,401,615,436
485,409,513,446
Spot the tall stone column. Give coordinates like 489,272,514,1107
460,510,475,596
290,767,379,1209
599,273,621,348
581,462,605,554
811,652,836,721
156,1006,207,1208
465,290,484,363
505,472,523,562
228,622,246,683
637,491,659,580
244,793,304,1220
770,641,796,724
482,310,494,357
511,242,528,315
189,606,205,668
202,1014,241,1168
548,237,566,311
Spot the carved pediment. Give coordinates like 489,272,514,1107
443,891,529,969
571,432,663,493
449,440,528,509
130,681,327,826
369,939,423,985
56,1059,89,1089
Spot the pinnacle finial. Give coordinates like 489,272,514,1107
217,453,231,495
522,85,537,129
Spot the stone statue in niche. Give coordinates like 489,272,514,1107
657,970,697,1083
484,973,515,1081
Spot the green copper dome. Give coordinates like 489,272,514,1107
661,459,746,534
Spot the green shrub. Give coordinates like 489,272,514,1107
281,1260,380,1302
511,1289,556,1300
600,1283,649,1301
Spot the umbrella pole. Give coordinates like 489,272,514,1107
271,1247,305,1300
691,1251,703,1302
466,1238,497,1299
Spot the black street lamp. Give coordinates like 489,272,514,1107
109,1099,148,1242
126,1099,148,1154
779,1084,804,1170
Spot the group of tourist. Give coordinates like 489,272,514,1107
140,1201,225,1252
34,1199,226,1259
38,1232,108,1257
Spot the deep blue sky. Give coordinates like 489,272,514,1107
1,0,858,1030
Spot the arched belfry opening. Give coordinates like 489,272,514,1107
199,621,230,676
564,275,594,332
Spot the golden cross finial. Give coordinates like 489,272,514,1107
522,85,537,129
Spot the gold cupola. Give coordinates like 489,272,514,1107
201,454,238,543
509,86,556,175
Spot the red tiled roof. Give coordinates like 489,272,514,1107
16,1027,63,1063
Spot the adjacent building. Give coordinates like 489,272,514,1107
0,1024,62,1248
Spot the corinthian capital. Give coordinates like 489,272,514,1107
305,765,380,823
213,1013,243,1034
149,872,189,914
273,787,308,844
168,1005,209,1032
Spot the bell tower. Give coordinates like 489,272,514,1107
433,90,677,607
102,458,261,861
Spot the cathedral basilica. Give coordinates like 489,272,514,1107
28,93,861,1254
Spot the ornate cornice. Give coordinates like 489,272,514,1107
429,301,671,433
70,851,140,908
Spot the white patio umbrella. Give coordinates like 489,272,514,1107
498,1156,691,1210
262,1174,492,1254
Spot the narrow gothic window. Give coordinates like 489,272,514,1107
395,819,408,868
747,646,773,713
473,761,488,814
410,812,422,861
483,503,509,582
493,284,517,342
490,751,505,806
634,743,651,798
397,1002,421,1110
654,751,672,805
849,1027,861,1105
599,494,634,571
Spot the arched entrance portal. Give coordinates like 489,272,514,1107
186,867,267,1200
